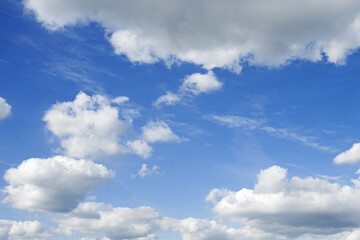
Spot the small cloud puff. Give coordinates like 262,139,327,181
0,97,11,120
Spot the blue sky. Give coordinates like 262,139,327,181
2,0,360,239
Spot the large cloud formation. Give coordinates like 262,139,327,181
25,0,360,71
2,156,113,212
0,97,11,120
207,165,360,238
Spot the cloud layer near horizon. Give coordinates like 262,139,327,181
207,165,360,237
25,0,360,71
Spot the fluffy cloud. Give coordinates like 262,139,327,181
142,121,180,143
0,219,53,240
173,218,278,240
25,0,360,71
2,156,113,212
43,92,130,158
0,97,11,120
56,202,165,240
207,165,360,238
334,143,360,164
128,121,180,158
154,72,222,107
127,140,153,159
132,164,160,178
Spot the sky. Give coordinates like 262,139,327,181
3,0,360,239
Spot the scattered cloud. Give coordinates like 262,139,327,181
142,121,180,143
154,71,222,107
43,92,130,158
153,92,181,107
334,143,360,164
209,115,333,152
132,164,160,178
56,202,165,240
127,140,153,159
128,121,181,159
207,165,360,237
2,156,113,212
25,0,360,71
0,219,53,240
180,71,222,95
0,97,11,120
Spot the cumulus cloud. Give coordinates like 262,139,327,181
142,121,180,143
154,71,222,107
334,143,360,164
0,97,11,120
127,140,153,159
207,165,360,237
209,114,333,152
173,218,279,240
0,219,53,240
2,156,113,212
56,202,165,240
25,0,360,71
132,164,160,178
43,92,130,158
127,121,181,158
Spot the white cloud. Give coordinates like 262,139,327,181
173,218,277,240
142,121,180,143
207,165,360,237
132,164,160,178
343,230,360,240
0,97,11,120
154,71,222,107
2,156,113,212
127,121,181,158
24,0,360,71
0,219,53,240
209,115,333,152
56,202,165,240
43,92,130,158
334,143,360,164
180,71,222,95
112,96,129,105
153,92,181,107
127,140,153,159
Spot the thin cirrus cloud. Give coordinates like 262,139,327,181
153,71,222,107
334,143,360,164
2,156,113,212
209,115,333,152
24,0,360,72
206,165,360,238
0,97,11,120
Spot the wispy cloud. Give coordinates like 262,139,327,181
209,115,335,152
